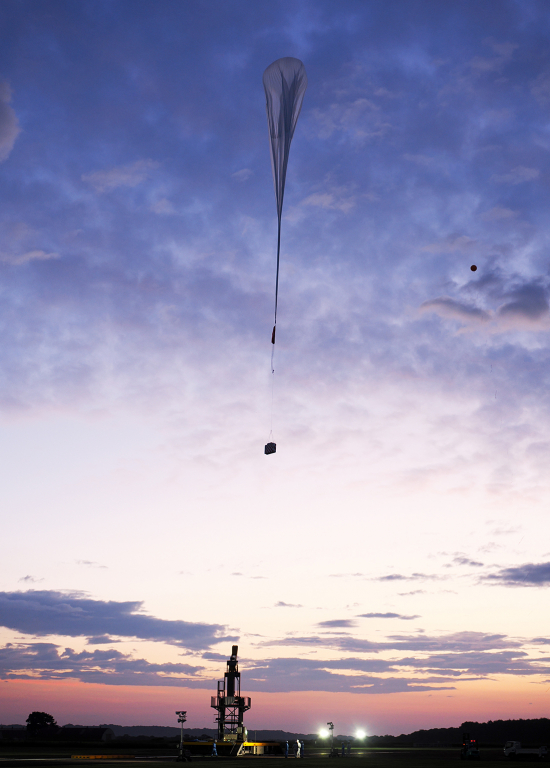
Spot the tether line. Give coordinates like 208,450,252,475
271,214,281,352
274,214,281,328
268,215,281,439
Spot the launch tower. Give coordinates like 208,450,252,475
211,645,251,743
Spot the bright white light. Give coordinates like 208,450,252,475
319,729,329,738
355,730,366,739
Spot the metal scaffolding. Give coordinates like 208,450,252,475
210,645,251,743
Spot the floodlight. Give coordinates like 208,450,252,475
355,729,366,739
319,729,329,738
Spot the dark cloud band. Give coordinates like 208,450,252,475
0,590,234,650
484,562,550,586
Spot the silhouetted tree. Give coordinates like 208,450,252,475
26,712,58,736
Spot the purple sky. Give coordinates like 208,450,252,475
1,0,550,736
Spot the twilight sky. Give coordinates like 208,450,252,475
1,0,550,737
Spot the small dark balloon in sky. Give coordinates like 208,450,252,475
470,265,477,271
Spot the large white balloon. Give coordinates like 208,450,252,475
263,57,307,340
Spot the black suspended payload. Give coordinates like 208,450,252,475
262,57,307,455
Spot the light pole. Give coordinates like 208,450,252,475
327,722,334,755
176,711,187,761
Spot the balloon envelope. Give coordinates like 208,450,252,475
263,57,308,221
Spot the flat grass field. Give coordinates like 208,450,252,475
0,749,514,768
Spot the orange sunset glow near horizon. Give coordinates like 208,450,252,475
1,678,548,735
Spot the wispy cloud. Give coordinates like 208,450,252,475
0,250,60,265
372,573,445,582
244,656,452,693
420,297,490,324
469,39,518,73
480,207,518,222
310,98,391,142
300,188,356,214
317,619,357,628
491,166,540,185
421,235,476,253
82,159,159,192
358,612,420,620
449,557,484,568
76,560,107,569
259,630,519,655
150,198,176,215
231,572,266,579
329,573,364,578
403,153,437,167
232,168,253,181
